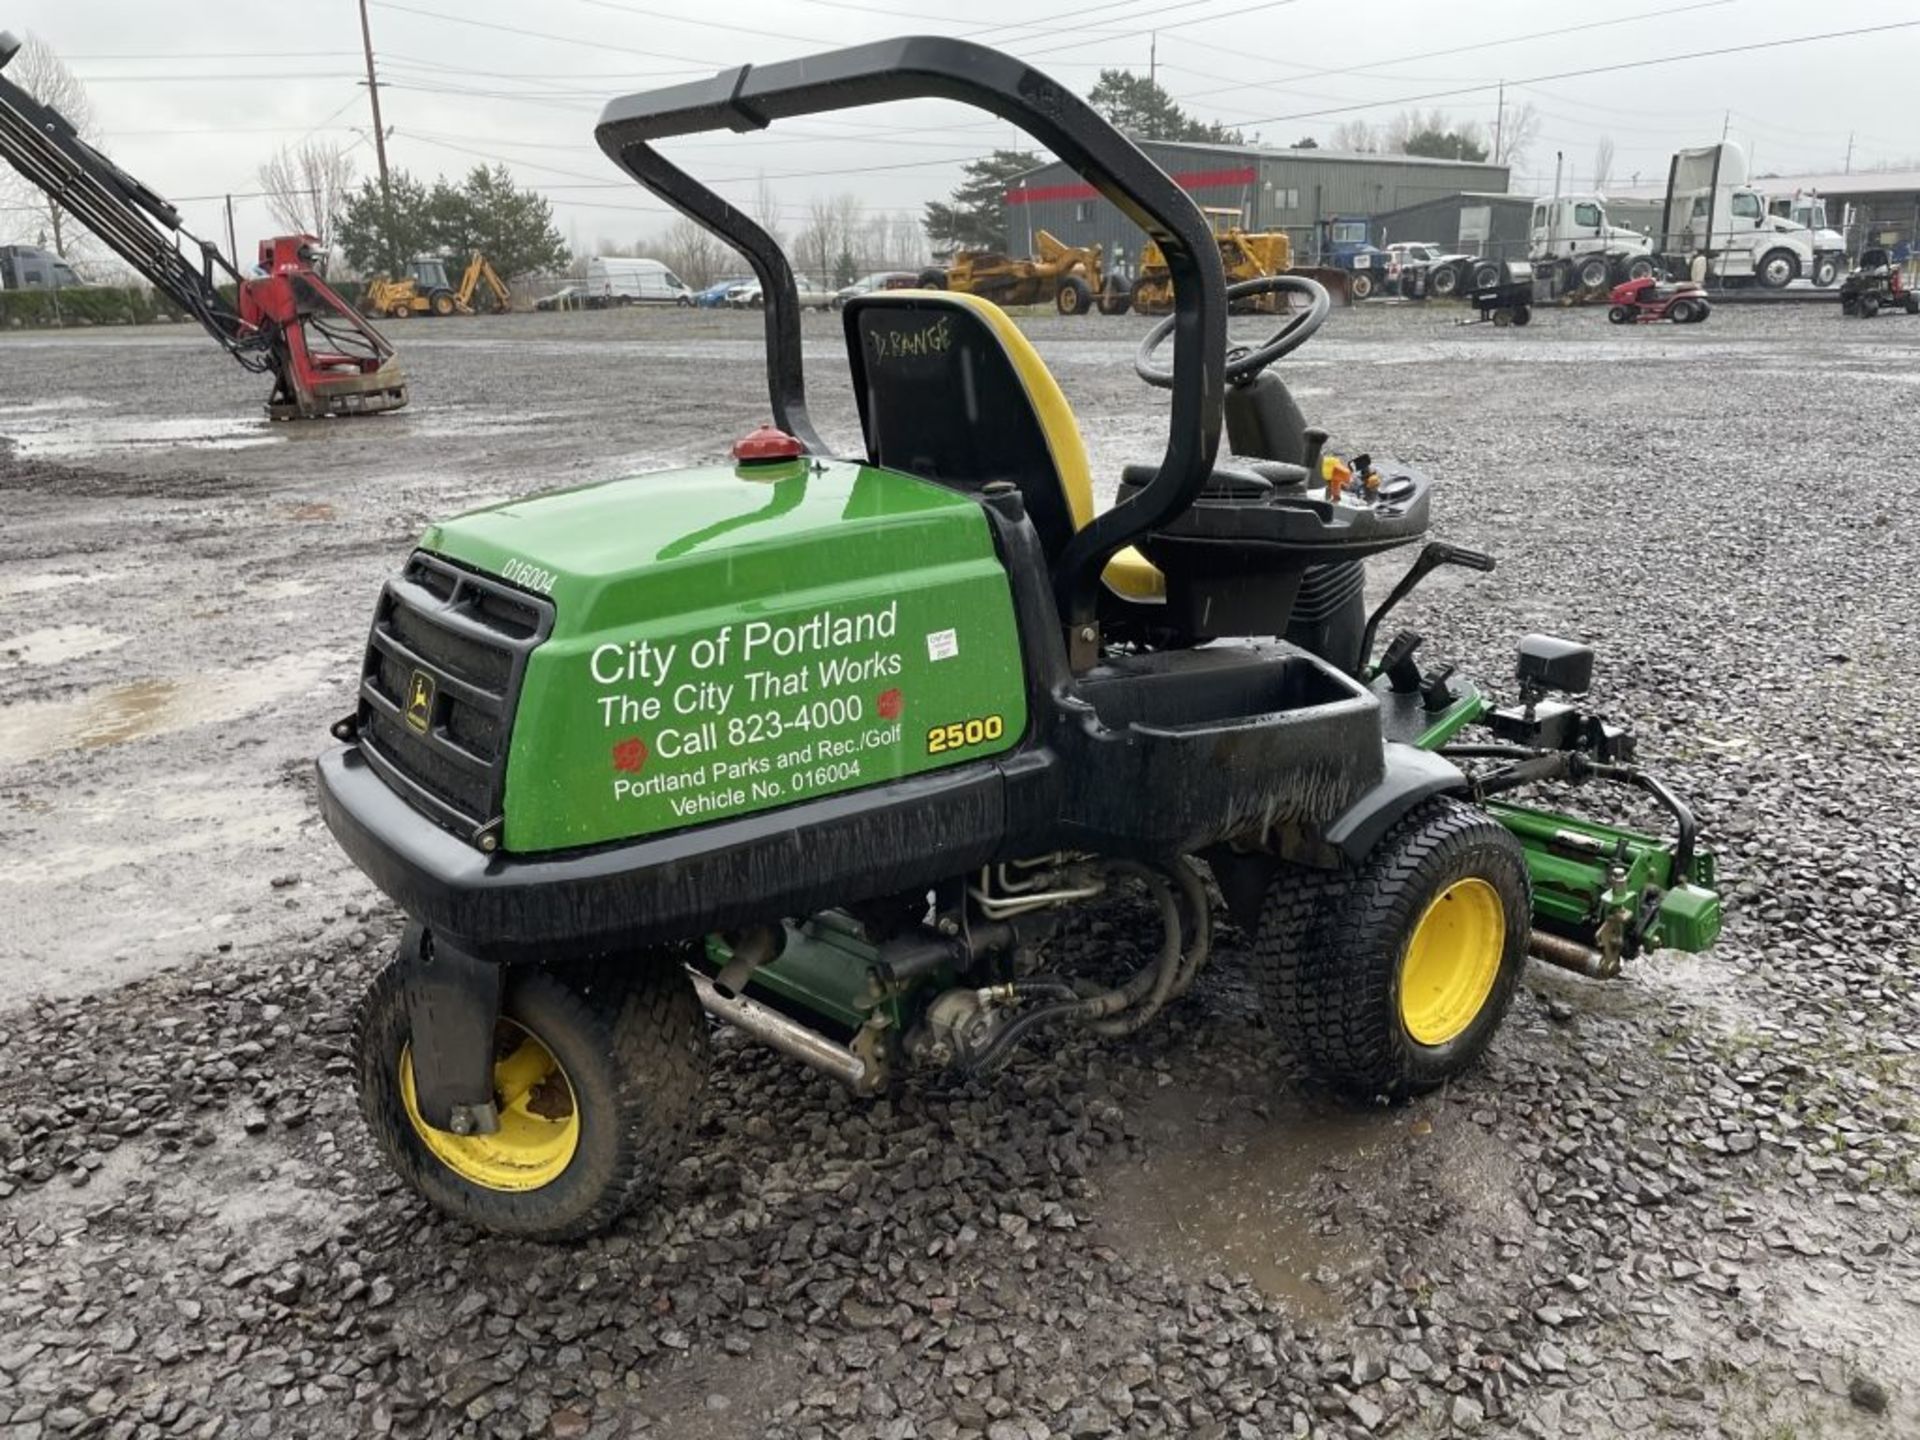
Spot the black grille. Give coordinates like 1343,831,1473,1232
355,552,553,842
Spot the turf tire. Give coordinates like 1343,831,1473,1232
1252,798,1531,1101
355,950,709,1240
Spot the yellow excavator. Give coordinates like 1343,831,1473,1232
1132,208,1301,315
364,254,513,318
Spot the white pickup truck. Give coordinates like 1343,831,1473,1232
1761,191,1845,288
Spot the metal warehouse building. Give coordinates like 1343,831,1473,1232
1369,193,1534,262
1004,141,1509,264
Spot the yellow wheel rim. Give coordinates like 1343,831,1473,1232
399,1020,580,1192
1398,878,1506,1047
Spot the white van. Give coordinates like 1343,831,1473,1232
584,256,693,306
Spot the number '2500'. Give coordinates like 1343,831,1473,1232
926,714,1005,755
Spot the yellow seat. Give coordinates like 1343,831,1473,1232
847,289,1165,602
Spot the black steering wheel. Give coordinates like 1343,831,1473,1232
1135,273,1331,389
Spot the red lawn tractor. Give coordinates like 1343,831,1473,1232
1607,276,1710,326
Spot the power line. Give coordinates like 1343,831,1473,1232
1233,19,1920,127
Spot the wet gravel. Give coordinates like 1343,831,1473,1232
3,301,1919,1438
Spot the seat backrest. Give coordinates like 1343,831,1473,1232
844,291,1093,560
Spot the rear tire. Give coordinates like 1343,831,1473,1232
1491,309,1512,328
1470,260,1502,290
1669,299,1697,324
1625,257,1656,282
1252,798,1531,1100
1576,256,1609,291
1906,295,1918,315
1510,304,1531,327
1056,276,1091,315
1860,294,1880,318
430,290,457,317
355,948,709,1240
916,268,948,290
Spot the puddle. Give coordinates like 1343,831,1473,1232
0,651,331,764
0,624,128,668
1094,1086,1386,1317
3,413,278,459
0,569,121,598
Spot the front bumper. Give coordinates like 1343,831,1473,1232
316,743,1011,965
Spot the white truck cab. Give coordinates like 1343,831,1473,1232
1661,144,1815,289
1528,195,1654,291
1762,192,1845,287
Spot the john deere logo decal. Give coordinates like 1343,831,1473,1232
405,670,435,734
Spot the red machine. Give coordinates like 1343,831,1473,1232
0,31,406,420
1606,275,1710,326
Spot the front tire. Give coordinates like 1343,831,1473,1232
1349,271,1375,300
916,267,948,290
1860,294,1881,318
1757,248,1797,289
1813,257,1839,288
1055,276,1090,315
1252,798,1531,1100
1625,257,1656,282
1608,305,1633,325
1576,256,1610,291
1430,263,1460,298
355,948,709,1240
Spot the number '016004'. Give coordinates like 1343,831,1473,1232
926,715,1004,755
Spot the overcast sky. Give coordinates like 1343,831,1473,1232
2,0,1913,258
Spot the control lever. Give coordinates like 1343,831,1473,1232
1421,663,1460,712
1378,629,1424,693
1359,541,1498,678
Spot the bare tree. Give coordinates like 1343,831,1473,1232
257,140,356,250
1592,135,1616,192
1327,119,1379,154
0,33,95,259
657,216,725,288
751,172,785,250
1494,100,1540,171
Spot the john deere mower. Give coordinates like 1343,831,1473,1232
318,38,1721,1240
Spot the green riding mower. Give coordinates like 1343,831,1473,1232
318,37,1722,1240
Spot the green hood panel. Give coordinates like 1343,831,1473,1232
420,459,1028,853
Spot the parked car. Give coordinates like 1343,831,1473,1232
694,276,751,308
729,275,835,310
584,256,694,306
833,270,917,308
534,285,589,312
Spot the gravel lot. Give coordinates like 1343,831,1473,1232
2,301,1917,1439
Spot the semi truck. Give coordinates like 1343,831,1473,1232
1658,143,1816,289
1527,194,1656,296
1761,190,1845,288
0,242,78,290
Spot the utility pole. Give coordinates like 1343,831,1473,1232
1493,80,1505,165
1720,109,1730,142
357,0,391,205
1149,31,1157,88
357,0,393,270
224,195,238,272
1844,131,1854,174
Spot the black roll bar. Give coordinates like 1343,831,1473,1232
594,36,1227,632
